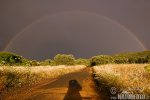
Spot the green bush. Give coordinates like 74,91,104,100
112,51,150,64
0,52,32,66
21,59,31,66
30,60,40,66
128,57,139,63
113,57,128,64
54,54,75,65
90,55,114,66
0,52,22,65
137,57,148,63
144,65,150,72
75,58,90,66
40,59,56,66
127,56,148,64
112,55,149,64
145,56,150,63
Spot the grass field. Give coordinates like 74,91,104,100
93,64,150,96
0,65,86,92
1,63,150,99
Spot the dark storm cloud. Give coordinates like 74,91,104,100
0,0,150,60
4,12,145,60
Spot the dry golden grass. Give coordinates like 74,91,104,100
0,65,85,78
0,65,86,92
93,64,150,95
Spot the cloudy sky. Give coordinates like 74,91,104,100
0,0,150,60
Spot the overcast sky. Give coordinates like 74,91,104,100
0,0,150,60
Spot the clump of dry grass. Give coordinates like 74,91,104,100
0,65,85,92
93,64,150,95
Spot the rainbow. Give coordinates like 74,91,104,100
3,11,147,51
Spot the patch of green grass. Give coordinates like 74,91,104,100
145,65,150,72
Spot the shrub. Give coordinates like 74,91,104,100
137,57,148,63
128,56,148,64
113,57,128,64
112,51,150,64
90,55,114,66
75,58,90,66
21,59,31,66
128,57,138,63
30,60,40,66
144,65,150,72
146,56,150,63
113,55,149,64
54,54,75,65
40,59,56,66
0,52,23,65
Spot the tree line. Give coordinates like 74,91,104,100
0,51,150,66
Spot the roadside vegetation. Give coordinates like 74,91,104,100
0,65,85,92
90,51,150,66
0,51,150,95
0,52,88,92
93,64,150,96
0,51,150,66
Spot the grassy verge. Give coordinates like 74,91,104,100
93,64,150,97
0,65,85,92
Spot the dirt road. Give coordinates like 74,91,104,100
1,68,106,100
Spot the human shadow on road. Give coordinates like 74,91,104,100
63,80,82,100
